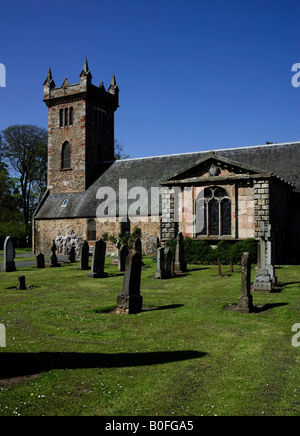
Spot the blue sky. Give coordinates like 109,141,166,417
0,0,299,158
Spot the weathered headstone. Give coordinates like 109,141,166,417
174,232,187,273
238,252,254,313
164,248,172,279
68,246,76,263
119,245,129,272
36,253,45,269
2,236,16,272
80,240,90,270
50,240,60,267
116,251,143,314
155,247,166,279
17,275,26,290
87,239,108,278
253,223,274,291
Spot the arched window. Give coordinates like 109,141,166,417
196,187,231,237
87,219,96,241
69,107,74,125
61,141,71,169
59,109,64,127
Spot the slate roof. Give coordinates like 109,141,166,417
34,141,300,220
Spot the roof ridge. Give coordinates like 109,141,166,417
118,141,300,162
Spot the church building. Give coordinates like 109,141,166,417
33,59,300,264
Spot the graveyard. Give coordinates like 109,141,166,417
0,243,299,416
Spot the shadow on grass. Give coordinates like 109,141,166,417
0,350,207,380
253,302,289,313
143,304,184,312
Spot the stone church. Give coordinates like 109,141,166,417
33,59,300,264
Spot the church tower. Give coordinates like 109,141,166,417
43,59,119,194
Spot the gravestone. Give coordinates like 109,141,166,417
87,239,108,278
155,247,166,279
80,240,90,270
174,232,187,273
253,223,274,291
238,252,254,313
2,236,16,272
17,275,26,291
68,246,76,263
116,251,143,314
119,245,129,272
36,253,45,269
164,248,172,279
50,240,60,267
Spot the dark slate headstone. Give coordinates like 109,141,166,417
2,236,16,272
174,232,187,273
119,245,129,272
17,275,26,290
36,253,45,269
80,240,90,270
68,246,76,263
238,252,254,313
116,251,143,315
87,239,108,278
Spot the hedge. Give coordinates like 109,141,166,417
165,237,257,265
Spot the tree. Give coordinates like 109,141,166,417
114,139,130,160
0,125,48,236
0,159,24,241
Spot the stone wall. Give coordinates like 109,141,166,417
33,217,161,255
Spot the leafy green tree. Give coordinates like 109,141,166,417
0,159,24,239
0,125,48,236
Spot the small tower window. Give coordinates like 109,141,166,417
87,218,96,241
64,108,69,127
61,141,71,169
69,107,74,125
59,109,64,127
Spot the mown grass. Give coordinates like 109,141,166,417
0,257,299,416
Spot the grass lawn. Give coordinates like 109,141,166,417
0,256,299,416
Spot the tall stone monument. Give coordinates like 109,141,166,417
155,247,166,279
253,223,275,291
174,232,187,273
116,251,143,314
238,252,254,313
2,237,16,272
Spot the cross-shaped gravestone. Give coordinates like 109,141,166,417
253,223,274,291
